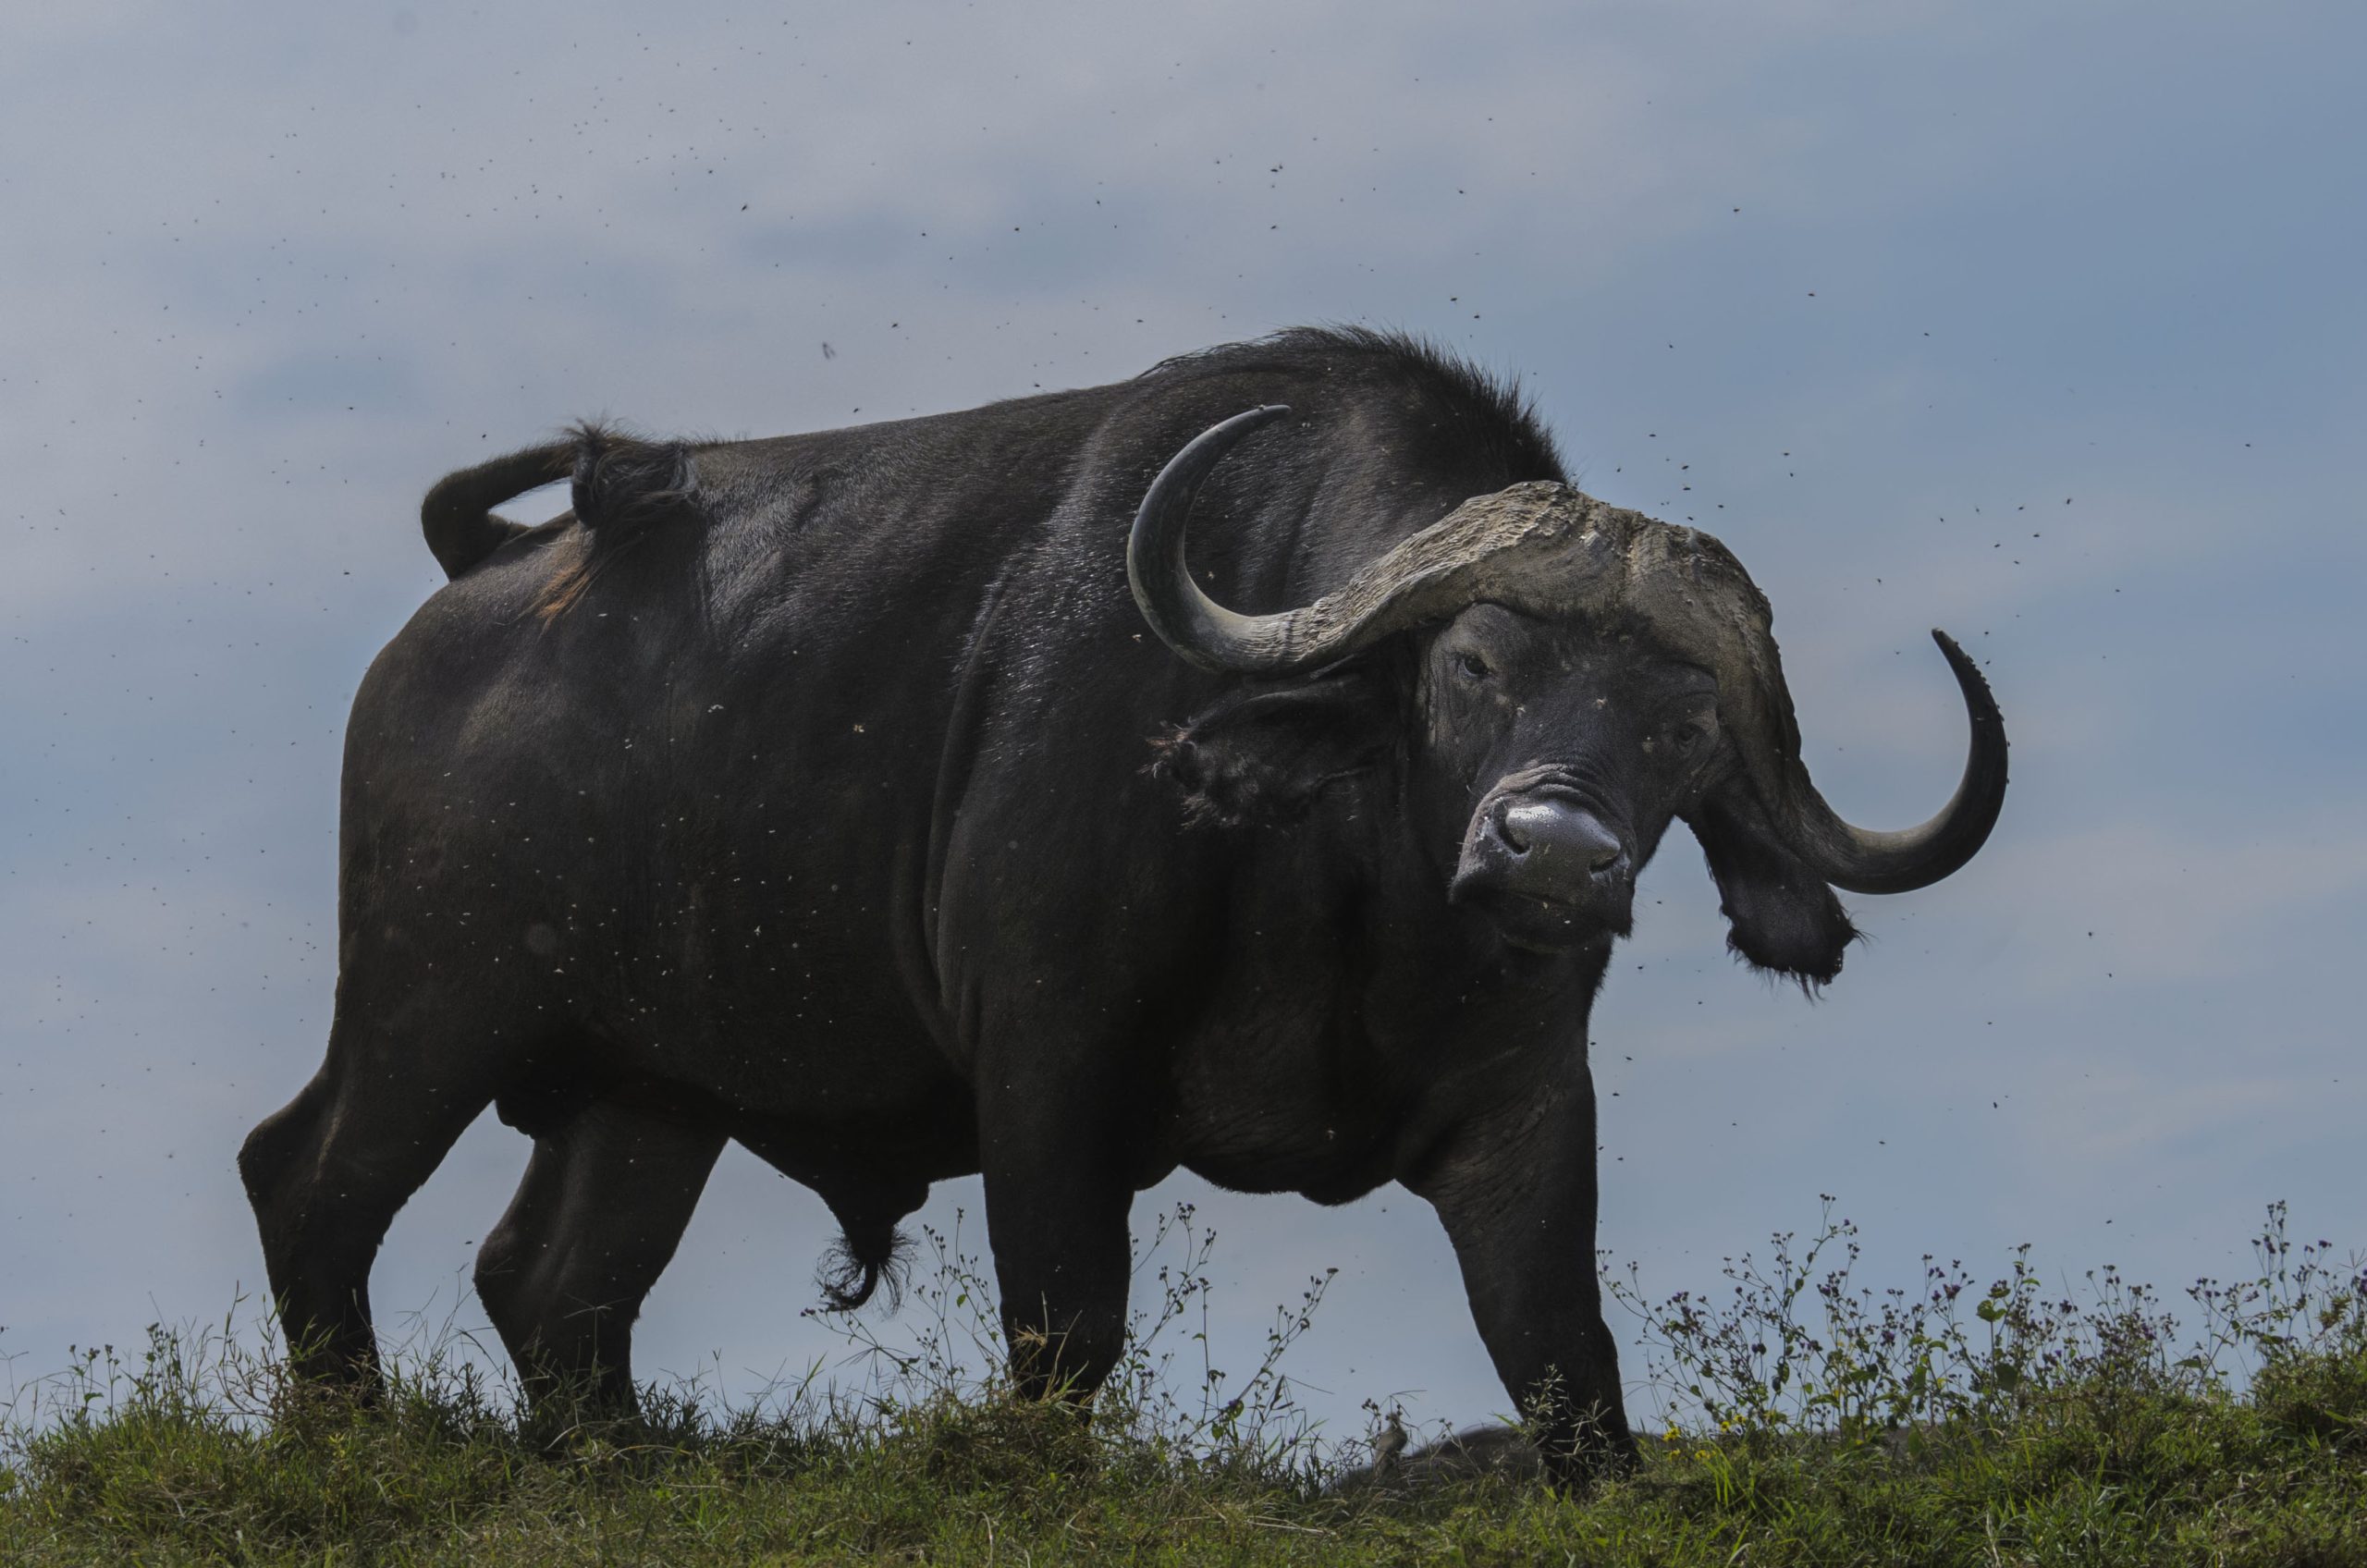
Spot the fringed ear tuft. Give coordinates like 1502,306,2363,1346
1686,781,1860,989
1147,669,1394,829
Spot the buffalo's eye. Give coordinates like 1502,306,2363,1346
1456,652,1492,681
1671,717,1711,753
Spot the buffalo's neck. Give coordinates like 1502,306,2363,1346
1162,815,1610,1204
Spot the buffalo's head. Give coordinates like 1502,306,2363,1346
1132,406,2007,982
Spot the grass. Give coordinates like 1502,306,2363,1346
5,1206,2363,1566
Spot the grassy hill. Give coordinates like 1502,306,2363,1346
6,1207,2362,1566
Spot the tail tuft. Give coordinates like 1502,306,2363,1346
814,1225,914,1314
568,422,696,533
527,423,701,622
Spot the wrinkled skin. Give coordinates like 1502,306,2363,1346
239,329,1978,1482
1424,605,1723,949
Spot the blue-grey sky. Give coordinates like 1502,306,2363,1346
5,1,2361,1439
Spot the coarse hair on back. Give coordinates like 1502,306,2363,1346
1138,325,1568,485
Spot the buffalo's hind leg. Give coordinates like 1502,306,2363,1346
239,985,514,1389
473,1094,725,1421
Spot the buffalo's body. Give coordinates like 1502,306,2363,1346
241,329,2002,1476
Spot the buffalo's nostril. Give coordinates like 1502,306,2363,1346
1498,802,1625,878
1455,795,1637,939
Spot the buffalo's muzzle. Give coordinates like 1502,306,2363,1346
1452,794,1635,949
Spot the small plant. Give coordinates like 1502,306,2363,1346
806,1203,1339,1487
1107,1201,1338,1474
1605,1198,2367,1457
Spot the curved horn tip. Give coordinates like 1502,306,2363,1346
1929,629,2000,707
1772,623,2008,897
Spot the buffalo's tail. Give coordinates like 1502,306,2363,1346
814,1218,916,1314
419,441,575,579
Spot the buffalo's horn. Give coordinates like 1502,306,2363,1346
1763,630,2008,895
1128,407,1611,676
1126,405,1300,673
1131,413,2008,895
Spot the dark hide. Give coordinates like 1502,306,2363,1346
239,326,1972,1482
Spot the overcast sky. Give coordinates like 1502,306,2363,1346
5,0,2361,1441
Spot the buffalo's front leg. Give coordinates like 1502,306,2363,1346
1408,1053,1637,1482
976,1073,1134,1403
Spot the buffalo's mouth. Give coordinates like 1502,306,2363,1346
1451,789,1636,952
1457,886,1628,954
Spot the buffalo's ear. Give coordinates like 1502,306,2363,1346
1684,781,1859,988
1150,668,1395,827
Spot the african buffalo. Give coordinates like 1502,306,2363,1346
239,328,2005,1478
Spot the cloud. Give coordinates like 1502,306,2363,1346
1981,815,2367,992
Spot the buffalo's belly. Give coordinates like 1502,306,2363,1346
573,888,967,1125
1160,993,1406,1205
1176,1137,1399,1207
1167,1050,1404,1203
730,1093,981,1191
350,811,974,1143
